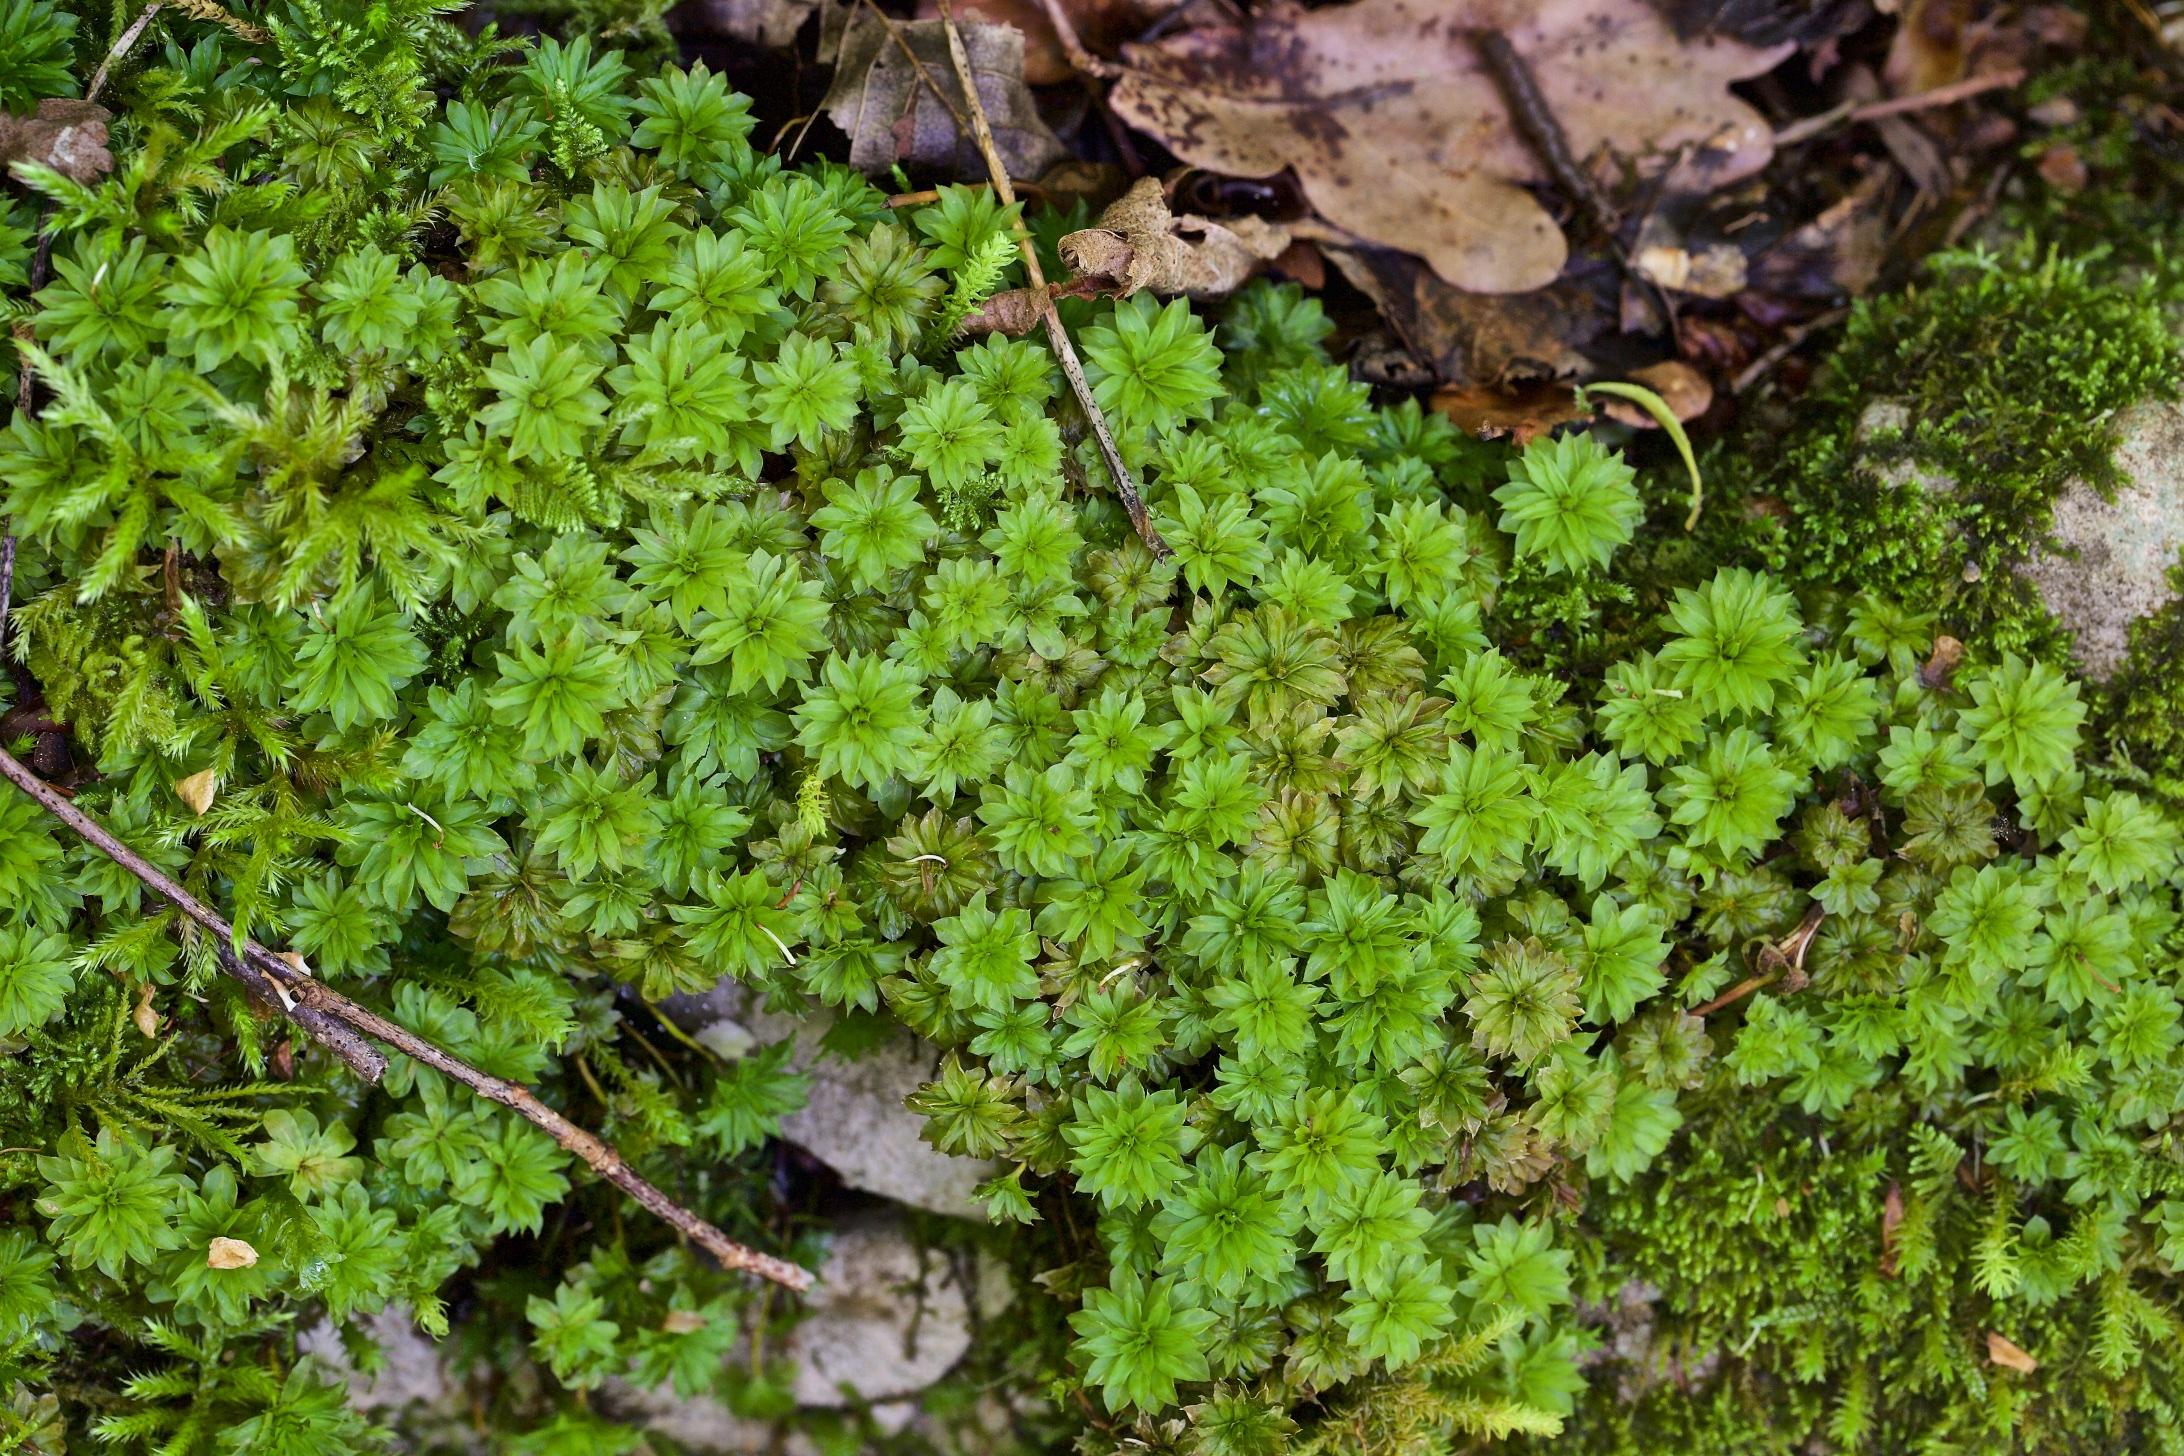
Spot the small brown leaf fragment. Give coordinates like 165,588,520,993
1602,361,1713,427
133,982,159,1039
660,1309,709,1335
1987,1331,2039,1373
2036,144,2087,193
1879,1181,1905,1277
1632,242,1749,299
173,768,218,817
1430,381,1589,444
955,283,1054,338
0,98,113,183
206,1237,259,1271
1058,177,1292,298
1919,634,1966,690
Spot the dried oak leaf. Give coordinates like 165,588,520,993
1059,176,1293,297
823,8,1065,181
0,98,113,184
1108,0,1791,293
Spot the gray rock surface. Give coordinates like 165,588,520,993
2017,398,2184,681
296,1307,458,1414
603,1209,1000,1447
1853,397,2184,681
789,1211,980,1413
668,981,996,1219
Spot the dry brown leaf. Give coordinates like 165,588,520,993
922,0,1175,85
823,8,1065,181
1878,1180,1905,1277
133,982,160,1039
1109,0,1791,293
1430,380,1590,443
1986,1332,2039,1373
1329,246,1602,387
693,0,823,47
660,1309,710,1335
205,1237,259,1271
1601,360,1713,426
1059,177,1293,298
0,98,113,184
174,767,218,816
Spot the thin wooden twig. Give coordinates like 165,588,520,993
1034,0,1120,79
84,2,166,105
935,1,1168,557
1772,68,2028,149
1730,306,1850,395
0,742,815,1291
1473,30,1618,235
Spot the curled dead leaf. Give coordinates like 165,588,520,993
133,982,160,1039
174,768,218,817
660,1309,710,1335
1109,0,1791,293
1878,1180,1905,1277
1059,177,1293,298
206,1237,259,1271
1986,1331,2039,1373
0,98,113,184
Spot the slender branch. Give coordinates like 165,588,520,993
85,2,166,106
0,742,814,1291
1772,68,2028,149
935,1,1168,557
1033,0,1120,79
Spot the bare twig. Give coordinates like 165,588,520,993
1035,0,1120,79
85,2,167,105
1772,68,2028,149
1693,904,1826,1017
936,1,1168,556
1473,30,1618,235
0,743,815,1290
1729,306,1850,395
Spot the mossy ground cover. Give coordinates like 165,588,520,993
0,5,2183,1456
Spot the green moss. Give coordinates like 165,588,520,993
1730,246,2179,658
2109,565,2184,794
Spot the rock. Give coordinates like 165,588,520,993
790,1211,981,1416
296,1307,459,1415
782,1031,993,1219
2017,398,2184,682
602,1210,1000,1448
598,1382,820,1456
666,981,997,1220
